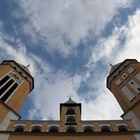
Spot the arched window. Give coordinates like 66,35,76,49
66,126,76,133
84,126,94,133
66,108,75,115
66,116,76,124
101,126,111,132
118,125,128,132
48,126,59,133
14,125,24,132
31,126,41,132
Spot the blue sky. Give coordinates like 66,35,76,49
0,0,140,120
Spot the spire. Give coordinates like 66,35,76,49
26,64,30,68
109,62,122,74
67,94,73,100
19,63,31,75
65,96,76,104
109,63,113,67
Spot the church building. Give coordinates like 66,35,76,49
0,59,140,140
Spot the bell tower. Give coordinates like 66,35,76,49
107,59,140,130
59,97,82,133
0,60,34,130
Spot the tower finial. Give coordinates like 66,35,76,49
67,94,73,100
26,64,30,68
109,63,113,67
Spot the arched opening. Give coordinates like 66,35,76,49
66,116,76,124
83,126,94,133
101,126,111,132
48,126,59,133
66,108,75,115
66,126,76,133
14,125,24,132
31,126,41,132
118,125,128,132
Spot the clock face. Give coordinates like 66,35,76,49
9,71,23,84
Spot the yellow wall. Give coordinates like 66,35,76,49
8,134,136,140
60,105,82,132
0,102,9,124
0,65,11,77
0,62,32,113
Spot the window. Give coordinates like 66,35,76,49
128,80,140,94
31,126,41,132
121,73,128,80
9,72,23,84
1,83,18,102
101,126,111,132
135,73,140,81
121,86,135,101
0,75,10,87
0,79,14,96
66,108,75,115
115,79,122,86
14,125,24,132
0,71,22,103
66,126,76,133
113,76,116,79
137,88,140,91
118,125,128,132
66,116,76,124
48,126,59,133
83,126,94,133
127,67,134,73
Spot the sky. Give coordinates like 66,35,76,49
0,0,140,121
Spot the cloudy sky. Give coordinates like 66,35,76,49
0,0,140,120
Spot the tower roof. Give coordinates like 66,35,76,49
1,60,34,91
109,59,138,75
19,64,31,75
109,63,121,74
64,97,77,104
60,98,81,115
1,60,32,76
107,59,138,89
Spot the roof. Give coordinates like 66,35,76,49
107,59,138,89
1,60,34,91
109,63,122,74
109,59,138,75
19,64,31,75
60,98,81,115
64,98,77,104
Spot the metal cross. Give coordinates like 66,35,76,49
67,94,73,99
109,63,113,67
26,64,30,68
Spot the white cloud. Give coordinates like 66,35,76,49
82,90,123,120
1,1,140,122
18,0,132,57
0,29,125,121
87,9,140,70
114,10,140,62
82,9,140,120
28,71,78,120
0,29,50,77
28,68,123,120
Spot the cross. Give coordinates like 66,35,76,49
109,63,113,67
26,64,30,68
67,94,73,100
